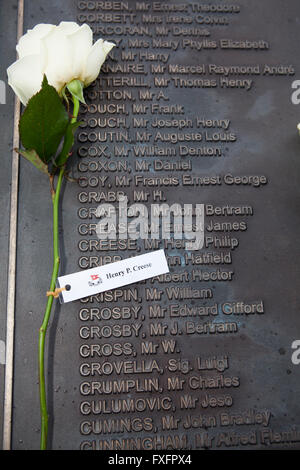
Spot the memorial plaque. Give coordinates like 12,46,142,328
1,0,300,451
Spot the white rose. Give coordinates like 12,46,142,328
7,21,115,105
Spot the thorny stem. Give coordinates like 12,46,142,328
38,96,79,450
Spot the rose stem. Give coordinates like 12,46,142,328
38,96,79,450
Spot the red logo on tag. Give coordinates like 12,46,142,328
88,273,102,287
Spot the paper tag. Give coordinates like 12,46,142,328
57,249,169,303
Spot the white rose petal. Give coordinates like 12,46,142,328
67,24,93,81
58,21,81,34
17,24,55,58
102,40,117,55
84,39,115,86
7,55,43,105
41,27,73,92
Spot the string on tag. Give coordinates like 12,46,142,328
46,287,66,298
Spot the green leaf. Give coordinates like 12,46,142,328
19,75,69,163
54,121,82,167
15,148,49,175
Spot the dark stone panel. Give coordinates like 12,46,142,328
2,0,300,450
